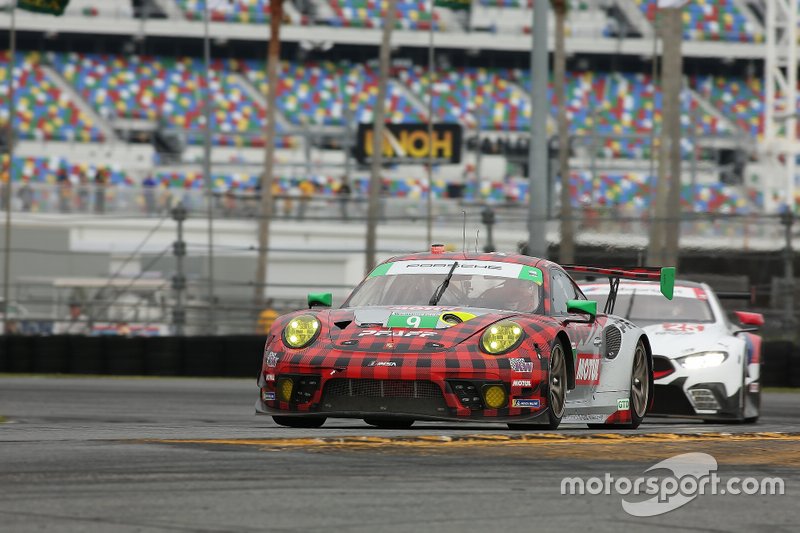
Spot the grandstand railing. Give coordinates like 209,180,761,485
2,182,789,245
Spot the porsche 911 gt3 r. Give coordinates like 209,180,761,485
579,280,763,423
256,250,676,429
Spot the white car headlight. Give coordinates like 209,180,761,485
678,351,727,369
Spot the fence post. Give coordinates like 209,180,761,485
172,203,187,336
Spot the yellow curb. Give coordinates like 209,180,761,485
145,432,800,450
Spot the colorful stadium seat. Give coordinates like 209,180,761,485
176,0,272,24
401,66,531,130
634,0,761,42
244,61,425,126
50,53,287,147
0,52,103,142
324,0,440,30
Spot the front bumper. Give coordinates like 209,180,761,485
255,360,550,423
649,353,745,419
650,379,742,420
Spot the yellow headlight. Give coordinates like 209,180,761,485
277,377,294,403
483,385,507,409
481,320,523,354
282,315,320,348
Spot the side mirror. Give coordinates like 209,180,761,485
734,311,764,327
733,310,763,334
308,292,332,308
566,299,597,322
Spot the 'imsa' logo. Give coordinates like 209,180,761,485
575,356,600,385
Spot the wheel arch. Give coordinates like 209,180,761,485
638,334,655,410
556,331,575,390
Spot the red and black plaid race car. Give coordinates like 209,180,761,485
255,249,675,429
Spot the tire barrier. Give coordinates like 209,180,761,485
0,335,265,378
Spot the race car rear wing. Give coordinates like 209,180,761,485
563,265,676,315
716,290,756,304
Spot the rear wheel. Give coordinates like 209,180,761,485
588,339,649,430
364,418,415,429
272,416,326,428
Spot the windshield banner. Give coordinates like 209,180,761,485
371,261,543,285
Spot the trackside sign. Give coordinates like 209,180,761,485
17,0,71,15
355,123,463,164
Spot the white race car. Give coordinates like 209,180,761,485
578,280,763,423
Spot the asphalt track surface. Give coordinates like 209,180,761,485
1,376,798,532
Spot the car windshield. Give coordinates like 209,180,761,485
345,260,544,313
580,284,715,325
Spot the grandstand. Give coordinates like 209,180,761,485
1,0,789,214
0,0,796,333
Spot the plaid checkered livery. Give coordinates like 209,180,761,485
256,252,628,423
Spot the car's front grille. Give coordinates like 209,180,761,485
688,388,721,411
320,379,448,416
324,379,442,400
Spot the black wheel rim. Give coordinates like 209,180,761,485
631,343,648,418
549,344,566,418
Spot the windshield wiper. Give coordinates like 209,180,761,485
428,261,459,306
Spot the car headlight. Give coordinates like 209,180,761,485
481,320,524,355
678,351,727,369
282,315,320,349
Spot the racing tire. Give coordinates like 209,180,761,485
272,416,327,428
739,359,760,424
363,418,415,429
508,340,567,431
588,338,649,430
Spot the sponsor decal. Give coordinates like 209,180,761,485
265,351,279,368
617,398,630,411
576,356,601,385
563,414,607,423
378,260,541,283
662,323,705,333
512,379,532,387
358,329,438,338
517,266,544,285
509,358,533,373
512,399,541,408
389,306,456,311
368,360,398,367
264,374,275,382
262,391,276,401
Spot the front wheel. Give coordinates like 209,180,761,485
272,415,326,428
507,340,567,431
